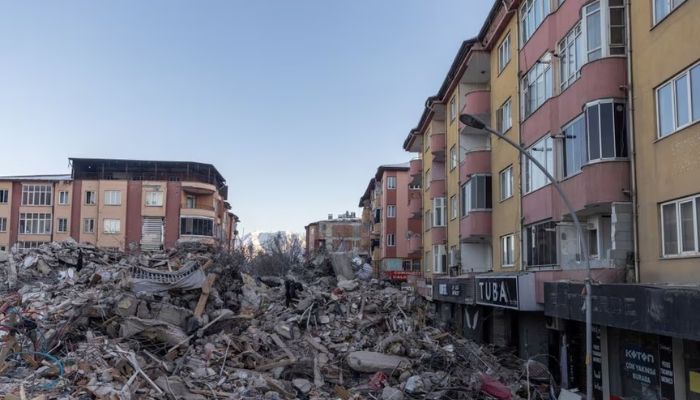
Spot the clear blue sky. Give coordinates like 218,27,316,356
0,1,490,234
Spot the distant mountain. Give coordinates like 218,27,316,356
238,231,305,254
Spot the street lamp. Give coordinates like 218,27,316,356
460,113,593,400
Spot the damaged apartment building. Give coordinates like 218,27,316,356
304,211,368,256
358,163,422,281
0,158,239,252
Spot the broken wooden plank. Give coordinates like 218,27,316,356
193,273,218,318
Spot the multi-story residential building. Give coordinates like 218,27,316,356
0,158,238,252
304,212,366,256
359,163,421,280
546,1,700,399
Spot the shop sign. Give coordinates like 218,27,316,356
658,336,675,400
623,346,659,387
432,278,473,304
476,276,518,309
592,326,603,400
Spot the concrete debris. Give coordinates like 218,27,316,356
0,243,530,399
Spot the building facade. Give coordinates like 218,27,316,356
0,158,238,252
359,163,421,280
304,212,366,256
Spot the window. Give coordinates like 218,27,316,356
586,101,627,160
18,241,48,250
19,213,52,234
559,23,583,90
387,205,396,218
498,34,511,71
661,194,700,257
432,197,446,227
386,233,395,247
450,145,458,170
145,191,164,206
433,244,447,274
0,217,6,232
58,191,69,205
502,234,515,266
520,0,550,44
500,166,513,200
584,1,602,61
180,217,214,236
85,191,96,205
657,63,700,138
103,219,121,234
608,0,626,55
186,195,196,208
387,176,397,189
523,136,554,194
497,99,512,133
408,183,421,190
562,115,587,177
22,185,52,206
450,195,458,220
373,208,381,223
654,0,685,25
449,96,457,122
0,190,8,204
425,168,431,189
521,59,553,118
524,221,558,268
461,175,493,216
449,245,459,267
83,218,95,233
57,218,68,233
104,190,122,206
424,209,431,232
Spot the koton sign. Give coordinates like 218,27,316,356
476,276,519,309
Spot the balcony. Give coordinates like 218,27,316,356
408,192,422,217
431,226,446,245
460,211,492,243
408,234,422,255
459,150,491,184
461,90,490,117
429,179,446,198
182,181,216,195
409,158,422,186
430,133,446,161
371,223,381,237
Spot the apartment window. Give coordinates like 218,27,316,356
496,99,512,133
0,217,6,232
461,175,493,216
563,115,587,177
85,191,96,205
657,63,700,138
432,197,446,227
449,245,459,267
520,0,550,44
661,194,700,257
450,145,458,170
654,0,685,25
145,191,164,206
22,185,52,206
180,217,214,236
502,234,515,267
450,195,458,220
425,168,431,189
386,233,396,247
57,218,68,233
0,190,8,204
18,241,48,250
449,96,457,122
584,1,602,61
521,59,552,118
424,209,431,232
83,218,95,233
586,101,627,160
524,221,558,268
103,219,121,234
500,166,513,200
559,23,583,90
608,0,625,55
104,190,122,206
373,208,381,224
19,213,52,234
523,136,554,194
186,195,196,208
58,191,69,205
408,183,421,190
387,205,396,218
433,244,447,274
387,176,397,189
498,34,511,72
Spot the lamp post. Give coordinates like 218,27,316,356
460,113,593,400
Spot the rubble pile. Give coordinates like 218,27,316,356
1,243,528,400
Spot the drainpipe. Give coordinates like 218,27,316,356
624,0,639,283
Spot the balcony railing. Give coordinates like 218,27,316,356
459,150,491,184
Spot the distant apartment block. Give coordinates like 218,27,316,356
0,158,239,252
304,211,367,256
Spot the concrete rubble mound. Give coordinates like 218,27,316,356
1,245,528,399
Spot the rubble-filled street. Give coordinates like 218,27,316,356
0,242,536,400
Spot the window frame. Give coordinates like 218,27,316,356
57,218,68,233
450,195,458,220
500,166,514,201
523,220,559,268
19,213,52,235
520,0,550,46
497,98,512,133
562,114,587,177
180,216,215,237
450,145,458,170
432,197,446,227
21,184,53,206
653,0,686,26
449,96,457,122
523,135,554,194
386,233,396,247
386,176,397,190
660,194,700,257
559,22,583,91
498,33,511,72
0,217,7,232
521,58,553,118
432,244,447,274
103,219,121,234
104,190,122,206
461,175,493,216
656,62,700,139
585,99,628,161
145,191,164,207
502,234,515,267
387,205,397,218
83,218,95,234
85,191,96,205
58,191,69,205
0,189,8,204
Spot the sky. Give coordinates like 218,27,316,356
0,1,491,234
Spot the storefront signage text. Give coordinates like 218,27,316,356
476,277,518,309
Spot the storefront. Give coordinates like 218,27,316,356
432,275,476,338
546,282,700,399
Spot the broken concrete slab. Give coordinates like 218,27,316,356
346,351,410,373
